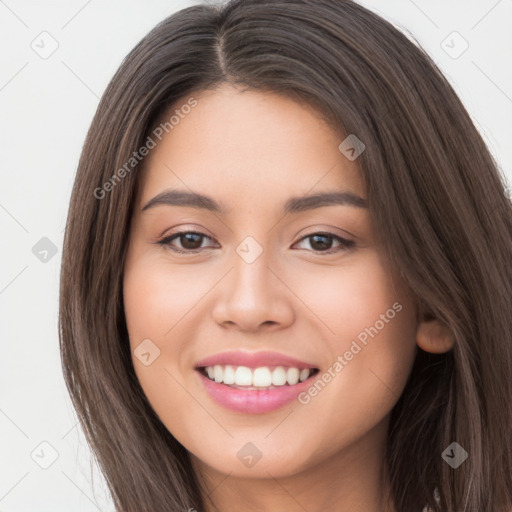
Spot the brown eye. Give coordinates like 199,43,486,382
293,232,355,254
158,231,217,253
177,232,204,250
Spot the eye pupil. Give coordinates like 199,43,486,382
310,234,332,251
181,233,202,249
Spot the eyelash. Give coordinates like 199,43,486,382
156,230,355,255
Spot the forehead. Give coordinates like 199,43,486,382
138,84,365,210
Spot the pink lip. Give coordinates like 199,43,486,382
196,371,317,414
195,350,319,414
195,350,317,370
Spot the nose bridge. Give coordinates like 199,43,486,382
212,234,295,330
230,235,275,305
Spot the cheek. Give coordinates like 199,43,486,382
123,256,210,346
123,256,206,422
293,252,418,437
293,252,416,349
123,251,233,395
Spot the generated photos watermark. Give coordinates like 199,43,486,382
93,97,198,200
298,301,403,405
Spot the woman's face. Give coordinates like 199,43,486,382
123,84,419,481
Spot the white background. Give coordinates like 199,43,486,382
1,1,511,510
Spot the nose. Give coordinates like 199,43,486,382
211,249,295,332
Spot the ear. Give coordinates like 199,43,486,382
416,318,455,354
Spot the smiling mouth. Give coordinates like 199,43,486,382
197,365,320,390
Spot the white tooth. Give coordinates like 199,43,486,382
223,365,235,385
286,367,300,385
299,369,310,382
253,367,272,387
235,366,253,386
214,365,223,383
271,366,287,386
206,366,215,379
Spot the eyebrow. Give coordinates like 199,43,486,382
141,189,368,214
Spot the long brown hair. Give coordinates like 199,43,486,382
59,1,512,510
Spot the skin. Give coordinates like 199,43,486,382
123,83,454,512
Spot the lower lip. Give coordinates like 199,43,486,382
196,370,316,414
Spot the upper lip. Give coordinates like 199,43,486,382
195,350,318,370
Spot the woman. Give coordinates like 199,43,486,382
59,1,512,510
